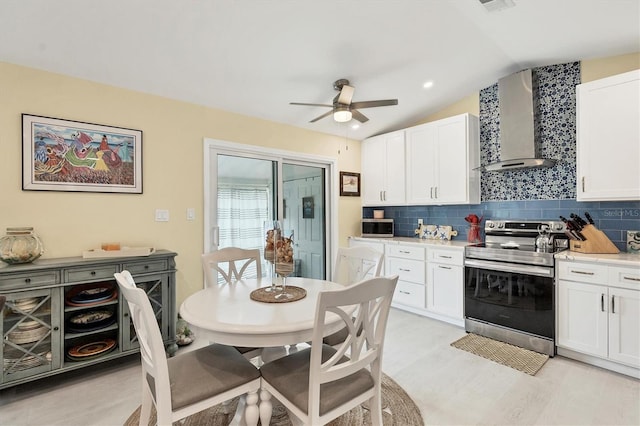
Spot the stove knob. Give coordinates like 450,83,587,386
554,224,564,231
487,222,495,228
498,222,504,228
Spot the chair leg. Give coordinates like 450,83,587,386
368,393,384,426
139,385,153,426
245,390,259,426
259,388,273,426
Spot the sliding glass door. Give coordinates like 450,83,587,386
205,142,329,281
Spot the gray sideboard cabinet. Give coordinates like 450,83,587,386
0,249,177,389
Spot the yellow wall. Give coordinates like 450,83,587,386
0,62,361,303
581,52,640,82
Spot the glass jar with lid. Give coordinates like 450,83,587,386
0,227,44,264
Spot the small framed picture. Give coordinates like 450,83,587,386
339,171,360,197
302,196,314,219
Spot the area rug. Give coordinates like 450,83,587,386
124,373,423,425
451,333,549,376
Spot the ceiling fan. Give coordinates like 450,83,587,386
290,79,398,123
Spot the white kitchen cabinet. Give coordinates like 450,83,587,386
426,247,464,319
406,113,480,205
361,130,405,206
557,259,640,376
576,69,640,201
386,244,426,309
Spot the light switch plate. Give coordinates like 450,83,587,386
155,209,170,222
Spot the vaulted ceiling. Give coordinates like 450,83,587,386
1,0,638,140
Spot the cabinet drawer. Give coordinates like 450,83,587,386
386,244,425,261
557,261,607,284
428,247,463,266
0,271,59,290
609,265,640,290
393,281,425,308
64,265,118,283
387,258,425,284
123,259,168,275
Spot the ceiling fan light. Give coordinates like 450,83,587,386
333,108,352,122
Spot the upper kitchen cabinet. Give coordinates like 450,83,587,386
361,130,406,206
406,113,480,205
577,69,640,201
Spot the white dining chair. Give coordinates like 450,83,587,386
332,245,384,286
202,247,262,288
258,275,399,426
114,270,261,426
323,245,384,347
202,248,264,359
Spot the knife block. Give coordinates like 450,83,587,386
569,225,620,254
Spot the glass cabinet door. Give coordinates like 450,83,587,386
2,288,61,384
121,274,169,351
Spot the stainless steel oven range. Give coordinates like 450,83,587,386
464,220,568,356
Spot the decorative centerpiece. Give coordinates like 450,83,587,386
0,227,44,264
263,221,282,292
275,231,295,299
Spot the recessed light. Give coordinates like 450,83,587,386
351,124,360,130
423,81,434,89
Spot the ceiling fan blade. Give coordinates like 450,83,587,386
309,110,335,123
290,102,333,108
351,109,369,123
337,85,355,105
350,99,398,109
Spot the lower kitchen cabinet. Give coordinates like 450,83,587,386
0,250,177,389
349,237,465,327
426,247,464,320
557,259,640,377
386,244,426,310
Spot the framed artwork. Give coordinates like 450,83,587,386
339,171,360,197
302,196,314,219
22,114,143,194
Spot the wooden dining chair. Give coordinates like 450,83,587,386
323,245,384,347
202,248,263,359
114,271,261,426
259,275,399,426
202,247,262,288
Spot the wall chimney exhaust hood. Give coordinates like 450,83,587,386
481,69,556,172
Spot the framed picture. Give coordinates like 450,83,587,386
302,196,314,219
339,171,360,197
22,114,143,194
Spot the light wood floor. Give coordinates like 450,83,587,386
1,308,639,425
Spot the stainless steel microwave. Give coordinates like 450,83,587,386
362,219,394,237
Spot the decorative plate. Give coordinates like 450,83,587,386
7,324,49,344
69,285,113,303
65,285,118,307
67,338,116,358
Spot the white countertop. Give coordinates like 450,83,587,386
349,236,468,249
555,250,640,267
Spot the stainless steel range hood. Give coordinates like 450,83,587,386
482,69,556,172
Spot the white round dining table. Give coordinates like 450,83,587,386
179,277,346,348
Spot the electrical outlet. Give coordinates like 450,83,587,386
418,218,423,226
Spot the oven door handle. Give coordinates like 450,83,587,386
464,259,554,278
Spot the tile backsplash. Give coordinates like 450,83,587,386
363,200,640,251
480,61,580,201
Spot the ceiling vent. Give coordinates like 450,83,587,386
479,0,516,12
